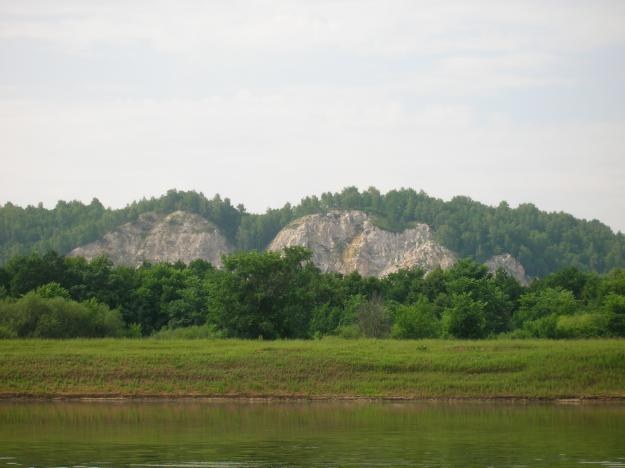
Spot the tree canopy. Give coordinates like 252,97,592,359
1,249,625,340
2,187,624,277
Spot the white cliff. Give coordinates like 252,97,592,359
69,210,233,267
268,210,456,277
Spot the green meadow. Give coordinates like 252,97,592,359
1,338,624,399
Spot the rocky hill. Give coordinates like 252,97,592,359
68,208,530,282
485,253,530,286
269,210,530,282
268,210,457,277
68,211,232,267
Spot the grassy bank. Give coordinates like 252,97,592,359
0,338,624,399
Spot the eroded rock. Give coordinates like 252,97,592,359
69,210,232,267
268,210,456,277
485,253,530,286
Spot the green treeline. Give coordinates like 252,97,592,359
1,249,624,340
1,187,624,276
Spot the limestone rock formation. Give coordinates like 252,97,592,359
485,253,530,286
69,211,232,267
268,210,456,277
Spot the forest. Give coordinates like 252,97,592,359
0,249,624,340
1,187,624,277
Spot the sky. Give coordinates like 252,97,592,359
1,1,624,233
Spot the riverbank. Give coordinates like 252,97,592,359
1,338,624,399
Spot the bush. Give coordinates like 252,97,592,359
34,282,71,299
391,298,440,339
514,288,578,327
602,294,625,336
555,313,610,338
151,324,223,339
0,324,16,339
0,293,125,338
442,293,487,339
337,324,361,339
309,303,345,337
125,323,143,338
357,296,391,338
521,314,558,338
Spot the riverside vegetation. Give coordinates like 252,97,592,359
2,188,625,399
1,246,625,399
0,248,624,340
1,338,625,398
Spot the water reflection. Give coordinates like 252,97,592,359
0,400,624,467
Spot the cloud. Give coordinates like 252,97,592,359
2,1,624,56
1,1,624,233
1,91,624,231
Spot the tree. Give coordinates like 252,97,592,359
357,295,391,338
391,297,440,339
514,288,578,328
603,294,625,336
442,293,487,339
207,247,319,339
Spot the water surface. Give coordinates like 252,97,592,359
0,400,624,467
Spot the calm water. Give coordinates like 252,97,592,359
0,400,624,467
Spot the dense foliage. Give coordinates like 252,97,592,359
1,250,624,339
2,187,624,276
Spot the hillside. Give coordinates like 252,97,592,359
1,187,624,276
69,211,233,267
268,210,457,277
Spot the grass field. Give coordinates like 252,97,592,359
1,338,624,399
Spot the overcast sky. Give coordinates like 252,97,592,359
1,1,624,232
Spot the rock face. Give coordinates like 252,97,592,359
268,210,456,277
485,253,530,286
69,211,233,267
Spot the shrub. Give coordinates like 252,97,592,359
0,293,124,338
520,314,558,338
442,293,487,339
34,282,71,299
309,303,345,337
555,313,610,338
0,324,16,339
391,298,440,339
337,324,361,339
514,288,578,327
602,294,625,336
603,294,625,315
152,323,223,339
125,323,143,338
357,296,391,338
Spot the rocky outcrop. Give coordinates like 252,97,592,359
268,210,456,277
69,211,233,267
485,253,530,286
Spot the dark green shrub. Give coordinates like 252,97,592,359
357,296,391,338
34,282,71,299
442,293,487,339
337,324,361,339
0,324,16,339
125,323,143,338
603,294,625,336
152,324,223,339
309,303,345,337
521,314,558,338
0,293,124,338
391,298,440,339
514,288,578,327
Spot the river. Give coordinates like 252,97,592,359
0,400,624,467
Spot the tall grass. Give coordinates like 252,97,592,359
0,338,624,399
